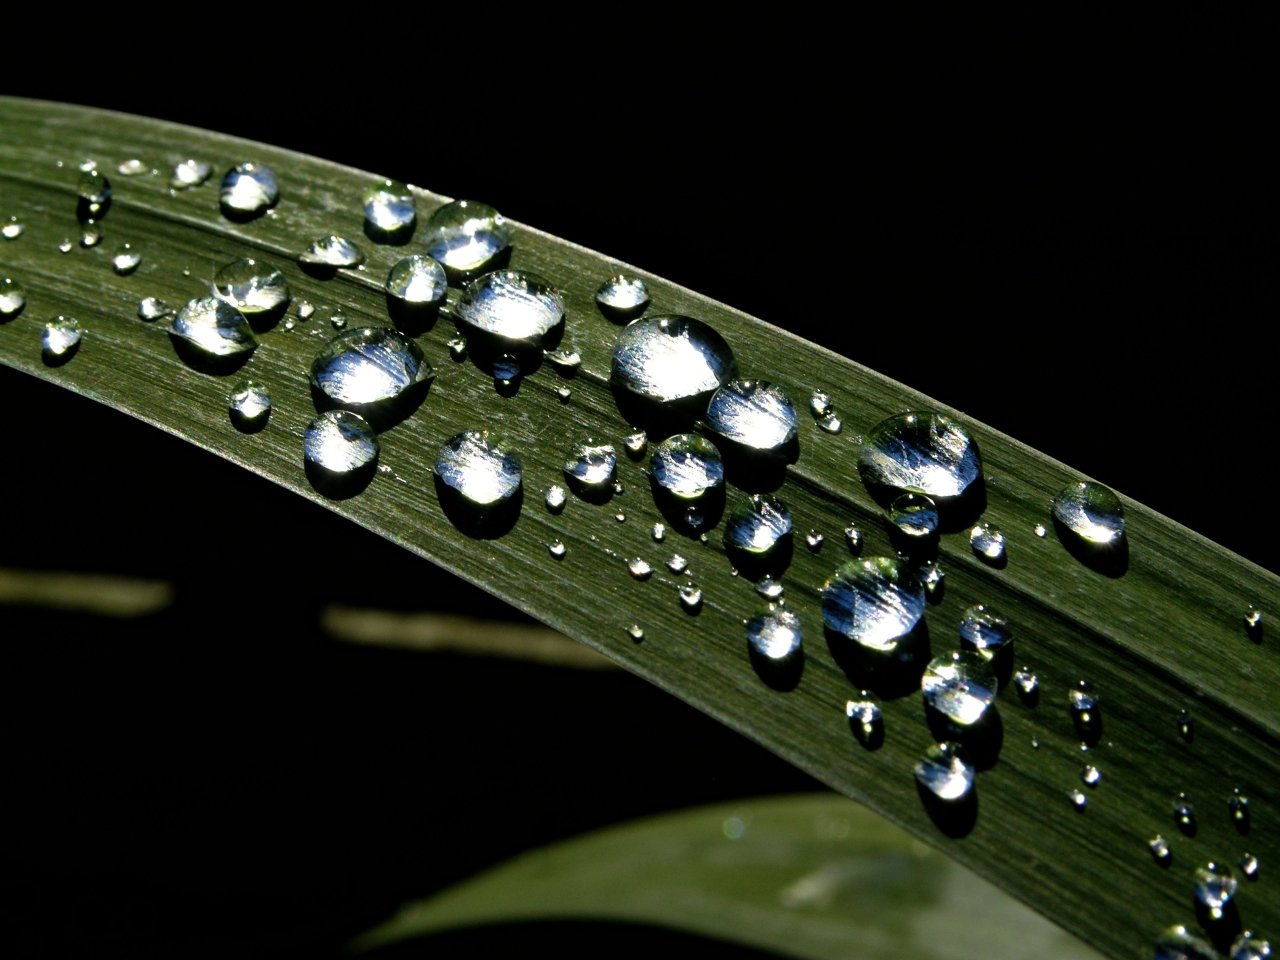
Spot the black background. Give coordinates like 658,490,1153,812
2,49,1275,958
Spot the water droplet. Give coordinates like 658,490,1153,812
543,485,567,514
548,539,567,560
171,159,211,188
1232,932,1271,960
1194,861,1238,917
649,433,724,500
679,583,703,613
42,316,81,359
627,624,645,642
1012,667,1039,703
1245,607,1264,642
78,168,112,205
651,522,666,542
2,217,24,240
493,353,522,387
969,523,1006,563
1174,793,1198,836
456,269,564,347
220,162,278,217
755,576,784,600
1069,680,1102,744
1081,764,1101,787
1177,708,1195,742
920,561,946,603
746,608,802,661
706,379,798,452
0,278,26,319
889,492,940,540
860,412,982,500
296,300,315,320
169,297,258,361
1149,834,1172,865
556,385,572,403
817,412,843,434
57,238,73,254
914,742,974,801
1239,854,1260,882
804,530,824,553
80,222,102,247
1034,523,1047,538
959,604,1012,661
383,255,447,312
543,347,582,376
821,556,925,652
922,651,998,727
846,693,884,748
448,336,467,361
310,326,433,408
810,391,833,417
137,296,172,322
614,511,627,523
434,430,522,507
212,258,290,317
331,315,348,331
304,410,378,474
724,495,793,556
363,178,416,239
228,379,271,431
300,234,364,269
422,199,510,277
563,440,617,494
77,159,97,172
627,557,653,580
1154,925,1219,960
1051,480,1125,546
844,525,863,554
623,431,648,459
116,158,148,177
1229,790,1251,832
667,554,688,574
596,273,650,320
1068,789,1088,811
611,315,736,405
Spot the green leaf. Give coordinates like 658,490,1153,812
2,97,1277,958
352,793,1106,960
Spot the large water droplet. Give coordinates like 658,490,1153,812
228,379,271,432
304,410,378,475
859,412,982,500
137,297,173,322
171,159,211,188
596,273,650,320
213,258,290,319
1232,932,1270,960
434,430,522,507
385,255,446,309
611,315,736,405
922,651,998,727
889,493,940,540
111,244,142,275
746,608,802,661
42,316,81,360
170,297,258,361
914,742,974,801
563,440,617,495
706,379,798,452
649,433,724,500
959,604,1012,661
455,269,564,346
0,277,26,319
821,556,925,652
1051,480,1125,545
422,199,510,277
724,495,792,556
300,234,364,269
969,523,1006,563
363,178,416,239
310,326,433,409
1154,926,1221,960
1195,861,1239,917
220,162,278,218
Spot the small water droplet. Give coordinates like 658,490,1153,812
57,238,73,254
1081,764,1101,787
1177,708,1195,742
0,278,26,319
846,693,884,748
171,159,211,188
78,168,112,205
1154,926,1219,960
116,158,148,177
434,430,522,508
746,608,802,661
137,296,172,321
1232,932,1271,960
212,261,290,323
1051,480,1125,546
363,178,416,239
920,561,946,603
922,651,998,727
1239,854,1260,882
627,557,653,580
860,412,982,500
300,234,364,269
611,315,736,405
548,539,567,560
959,604,1012,661
1194,861,1238,917
1229,790,1251,832
1174,793,1197,836
310,326,433,409
651,522,666,542
706,379,798,452
817,412,843,434
1069,680,1102,744
804,530,824,553
596,273,650,320
282,318,296,332
679,583,703,613
544,484,567,513
2,217,24,240
296,300,315,320
667,554,688,574
725,495,793,557
844,525,863,554
42,316,81,359
614,511,627,522
1012,667,1039,703
1067,789,1088,811
1030,737,1040,749
914,742,974,801
331,315,348,330
1245,607,1264,642
613,480,624,495
1034,523,1047,538
556,385,572,403
1149,834,1172,865
563,439,617,494
385,255,447,309
493,352,521,387
648,433,725,502
755,576,784,600
627,624,645,642
821,556,925,652
80,222,102,247
969,522,1006,563
220,162,278,217
304,410,378,474
456,269,564,347
623,431,648,459
228,379,271,431
809,391,833,418
889,492,940,540
422,199,510,277
448,336,468,361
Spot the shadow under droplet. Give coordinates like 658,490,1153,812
917,780,978,839
385,295,440,336
1053,519,1129,577
364,219,415,246
650,482,725,540
715,436,798,494
168,336,255,376
219,203,269,224
309,380,431,433
925,702,1005,772
244,301,289,335
850,716,885,751
41,344,79,368
826,620,931,701
304,456,376,500
748,644,804,692
725,535,794,582
610,383,704,441
434,474,522,540
566,474,616,506
1197,900,1242,953
1072,709,1103,748
860,476,987,534
229,409,269,434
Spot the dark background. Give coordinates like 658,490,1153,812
2,56,1274,958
